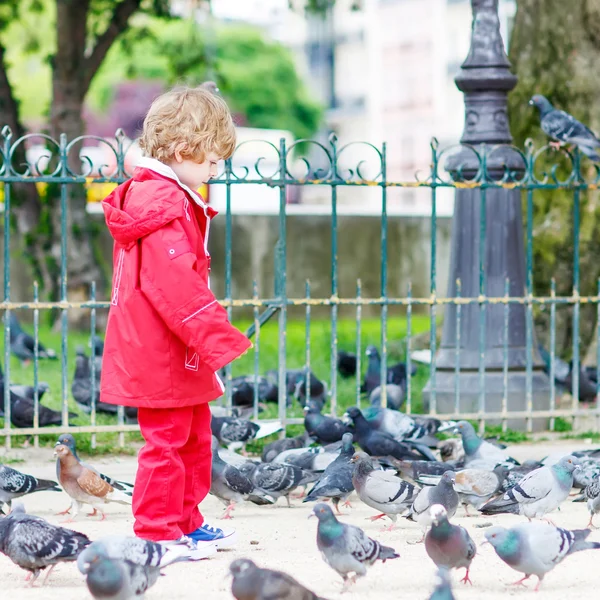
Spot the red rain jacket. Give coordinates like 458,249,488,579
100,160,251,408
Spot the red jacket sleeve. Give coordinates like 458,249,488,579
139,217,251,372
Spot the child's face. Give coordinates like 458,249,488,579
168,151,221,191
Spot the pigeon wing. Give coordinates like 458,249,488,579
455,469,499,497
76,468,115,500
364,470,415,504
343,524,379,563
504,466,553,504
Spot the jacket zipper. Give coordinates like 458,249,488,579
111,248,125,306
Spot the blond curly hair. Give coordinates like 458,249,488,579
139,85,236,163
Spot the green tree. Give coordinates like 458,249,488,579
508,0,600,361
89,20,322,141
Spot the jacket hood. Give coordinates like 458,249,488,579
102,162,215,248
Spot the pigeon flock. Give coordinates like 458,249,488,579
0,407,600,599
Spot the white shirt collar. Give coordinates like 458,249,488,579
137,156,208,211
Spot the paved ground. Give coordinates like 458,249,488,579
0,440,599,599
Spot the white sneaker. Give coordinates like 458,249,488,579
185,522,238,549
158,535,218,561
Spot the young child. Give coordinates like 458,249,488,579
100,85,251,557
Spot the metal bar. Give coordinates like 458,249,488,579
252,280,260,421
478,184,486,433
525,186,534,432
59,142,69,430
405,281,412,414
90,281,97,449
502,277,509,433
2,148,11,449
572,184,581,428
355,279,362,408
33,282,39,448
305,279,311,412
330,140,338,416
597,278,600,432
225,156,233,414
549,279,557,431
454,279,461,416
380,142,388,408
429,141,438,416
276,138,288,428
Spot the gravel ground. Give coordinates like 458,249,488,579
0,439,599,600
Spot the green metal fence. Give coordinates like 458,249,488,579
0,125,598,448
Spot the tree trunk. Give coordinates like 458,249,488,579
49,0,103,326
0,43,56,299
508,0,600,361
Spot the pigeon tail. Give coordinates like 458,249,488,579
107,488,133,505
479,498,520,516
568,528,600,554
32,478,62,493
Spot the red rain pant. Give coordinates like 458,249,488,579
133,403,212,541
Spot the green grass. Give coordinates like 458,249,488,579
0,315,432,454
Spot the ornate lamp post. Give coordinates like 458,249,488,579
423,0,550,427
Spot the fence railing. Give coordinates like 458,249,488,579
0,126,598,447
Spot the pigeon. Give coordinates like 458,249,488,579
447,421,516,467
304,404,350,445
229,558,328,600
425,504,476,585
54,441,133,520
90,334,105,357
82,556,162,600
530,94,600,162
583,479,600,528
438,439,464,463
242,462,317,507
276,444,340,473
55,433,133,515
0,464,61,513
368,384,405,411
337,351,357,379
418,466,506,515
294,372,328,409
0,362,50,402
484,522,600,590
211,415,282,453
303,432,355,513
428,568,456,600
7,312,57,366
0,502,90,586
210,437,274,518
311,503,399,590
230,375,278,407
361,405,441,448
262,432,311,463
496,460,543,493
8,391,78,429
406,471,458,534
77,535,202,570
391,459,460,485
360,345,413,396
351,451,418,530
480,455,580,520
77,537,197,599
72,348,118,414
344,406,433,461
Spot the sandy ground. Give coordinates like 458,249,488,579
1,440,599,600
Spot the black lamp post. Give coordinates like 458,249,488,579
422,0,550,428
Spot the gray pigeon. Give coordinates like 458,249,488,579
530,94,600,161
351,451,418,530
0,464,61,513
262,432,311,463
584,479,600,528
447,421,515,467
303,432,355,513
406,471,458,536
242,462,317,507
425,505,476,585
311,503,399,590
368,384,404,411
83,556,162,599
77,535,203,571
210,436,274,518
429,568,456,600
480,455,580,520
230,558,328,600
0,502,90,586
419,466,505,515
485,522,600,590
